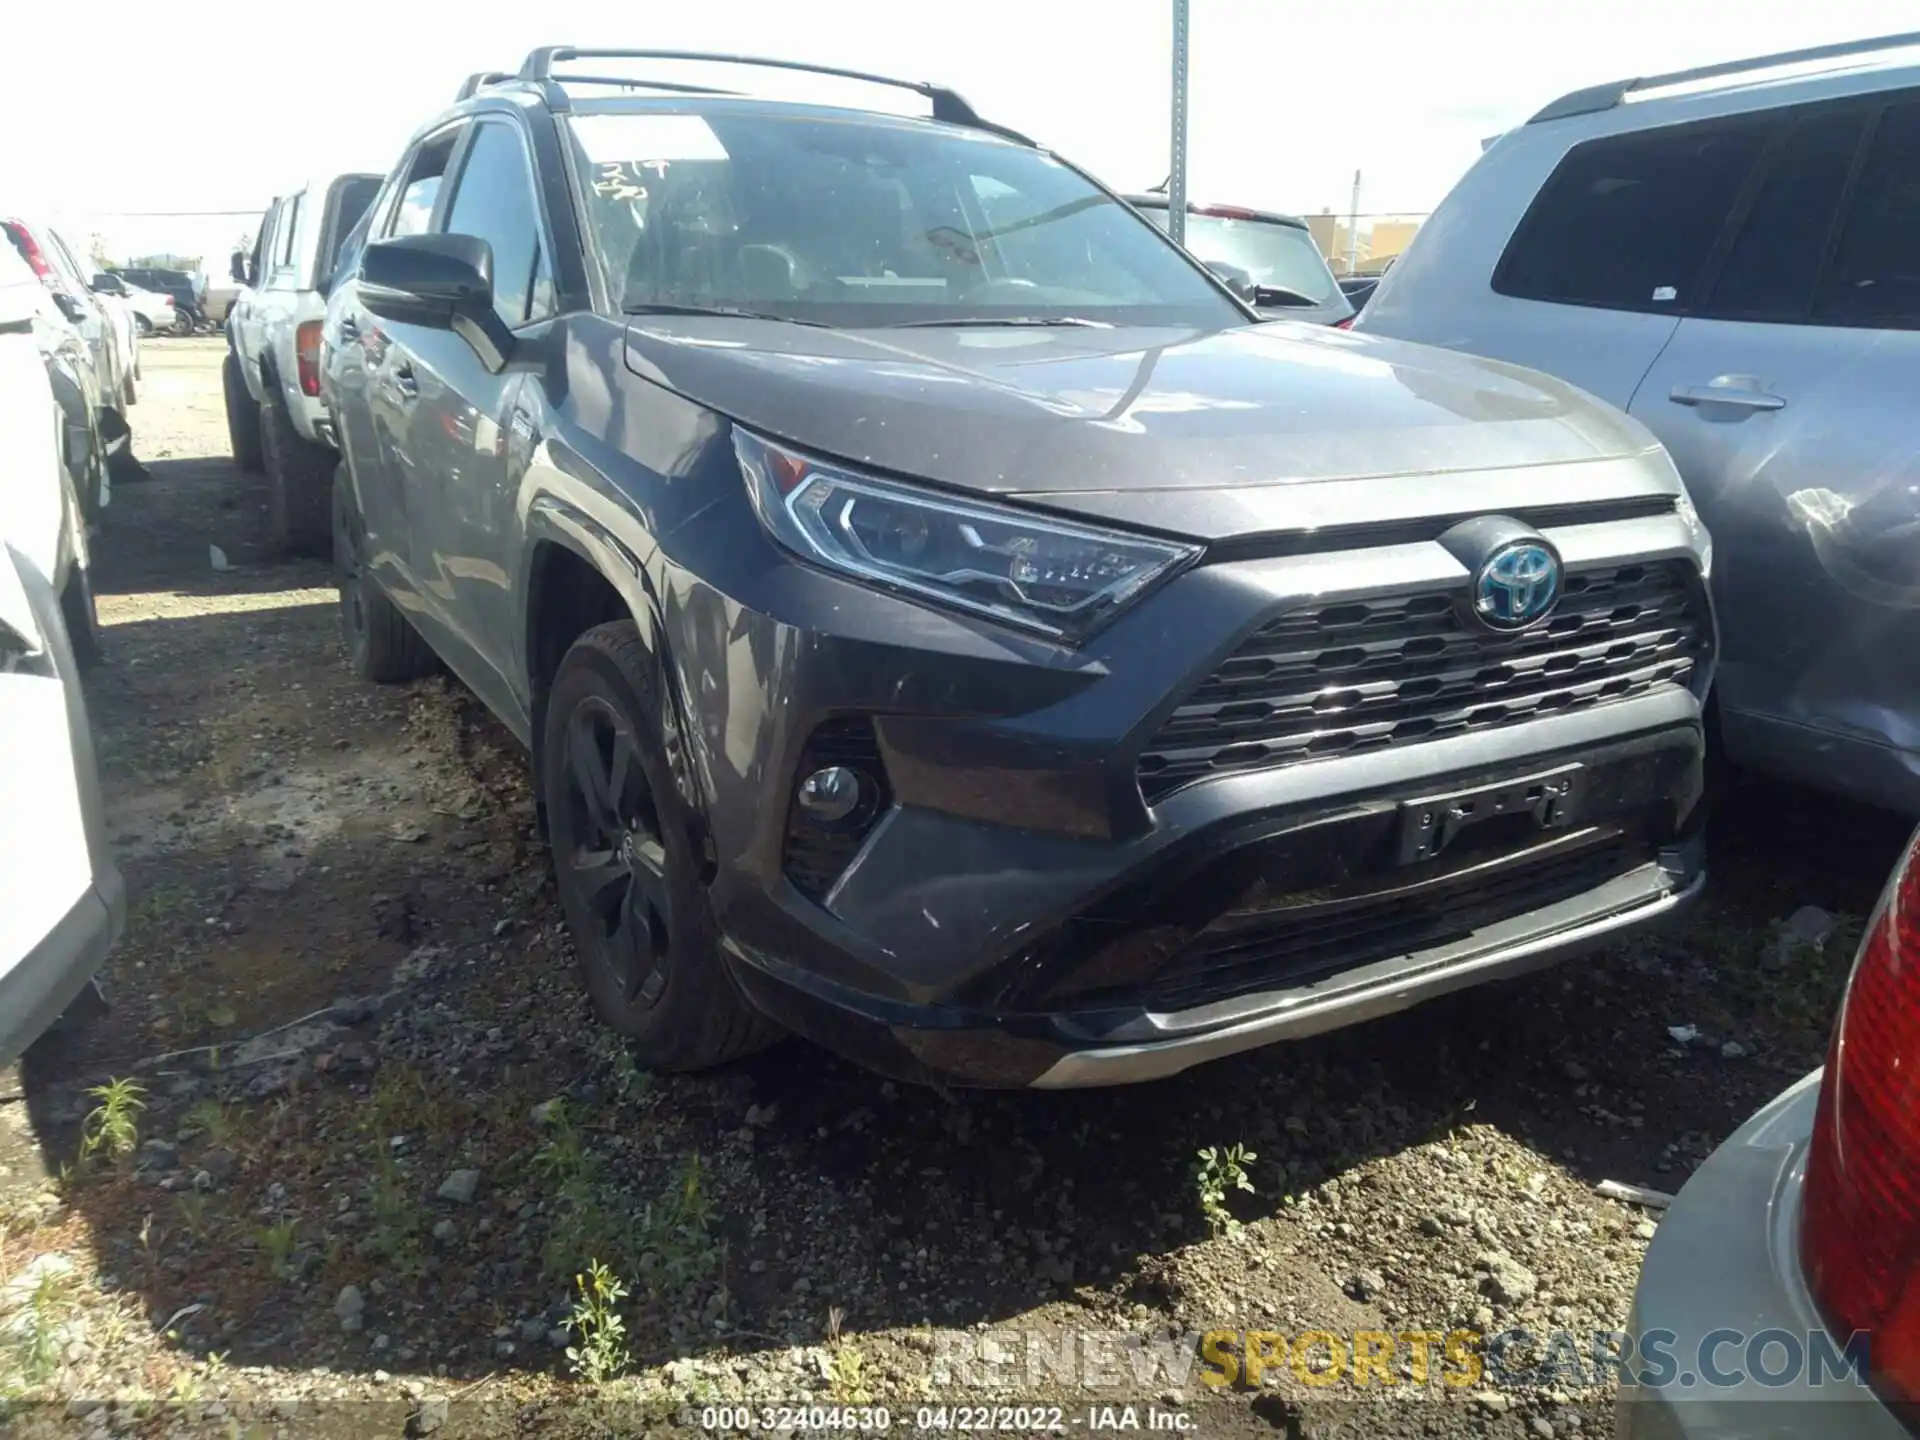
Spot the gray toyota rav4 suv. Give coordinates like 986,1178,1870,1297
322,49,1715,1088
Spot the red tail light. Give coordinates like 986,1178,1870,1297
1801,826,1920,1405
296,320,324,397
1333,316,1355,330
3,221,52,282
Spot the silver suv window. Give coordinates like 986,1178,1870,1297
1495,117,1770,312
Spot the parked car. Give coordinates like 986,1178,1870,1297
225,172,383,553
113,267,202,332
1617,820,1920,1437
0,244,122,1068
1355,31,1920,815
1126,196,1353,325
4,217,133,509
1338,274,1382,316
323,49,1713,1087
91,272,177,336
4,218,134,413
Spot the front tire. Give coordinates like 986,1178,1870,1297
333,464,433,683
261,397,334,557
542,622,780,1071
223,355,264,472
134,315,153,338
61,565,100,670
172,310,194,337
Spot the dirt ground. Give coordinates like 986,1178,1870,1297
0,336,1911,1438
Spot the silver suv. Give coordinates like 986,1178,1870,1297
1357,31,1920,816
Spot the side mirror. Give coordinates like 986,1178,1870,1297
230,251,251,284
359,234,513,371
52,292,90,325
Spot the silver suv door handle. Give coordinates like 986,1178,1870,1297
1669,380,1787,412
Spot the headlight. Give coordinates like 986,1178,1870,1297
734,431,1199,642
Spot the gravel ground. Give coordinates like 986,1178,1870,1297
0,337,1910,1438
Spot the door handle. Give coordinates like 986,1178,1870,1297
337,316,359,342
393,362,418,401
1669,379,1787,413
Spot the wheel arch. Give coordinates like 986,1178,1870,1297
521,501,705,833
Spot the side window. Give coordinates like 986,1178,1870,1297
387,131,459,239
273,193,303,275
249,204,274,281
1817,100,1920,328
1704,110,1866,321
438,121,546,326
1495,117,1771,312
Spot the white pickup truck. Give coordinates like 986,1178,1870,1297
224,172,381,554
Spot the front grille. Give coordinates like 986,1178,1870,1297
1138,561,1709,802
1138,834,1645,1011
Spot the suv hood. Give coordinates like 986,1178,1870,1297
623,320,1664,536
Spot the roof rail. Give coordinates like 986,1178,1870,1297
456,71,516,102
1528,29,1920,124
516,47,1035,144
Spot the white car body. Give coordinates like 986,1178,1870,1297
121,283,177,334
0,246,122,1067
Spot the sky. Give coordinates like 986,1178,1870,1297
4,0,1913,271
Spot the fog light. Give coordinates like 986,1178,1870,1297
797,766,864,824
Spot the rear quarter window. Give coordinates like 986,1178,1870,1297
1493,116,1772,313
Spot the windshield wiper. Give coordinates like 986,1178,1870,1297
623,303,832,327
888,315,1114,329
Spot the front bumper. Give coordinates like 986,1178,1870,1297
0,873,123,1069
646,459,1713,1087
1616,1071,1905,1439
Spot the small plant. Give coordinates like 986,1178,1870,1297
2,1263,76,1385
175,1192,209,1240
180,1098,235,1147
564,1259,631,1384
367,1149,424,1275
77,1077,146,1166
825,1311,870,1403
1194,1143,1257,1237
255,1219,299,1279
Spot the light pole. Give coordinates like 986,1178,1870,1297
1168,0,1190,245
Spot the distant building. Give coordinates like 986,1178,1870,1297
1305,211,1424,276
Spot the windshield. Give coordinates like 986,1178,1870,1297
566,108,1240,327
1141,208,1339,304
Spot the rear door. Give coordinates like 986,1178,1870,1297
232,199,284,391
1628,94,1920,800
1476,114,1776,407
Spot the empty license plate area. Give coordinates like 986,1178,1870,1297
1395,765,1586,866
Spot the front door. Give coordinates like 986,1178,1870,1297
402,117,557,733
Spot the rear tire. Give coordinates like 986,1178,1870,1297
261,396,334,557
333,464,434,683
223,355,264,473
134,315,153,338
543,621,781,1071
172,311,194,337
